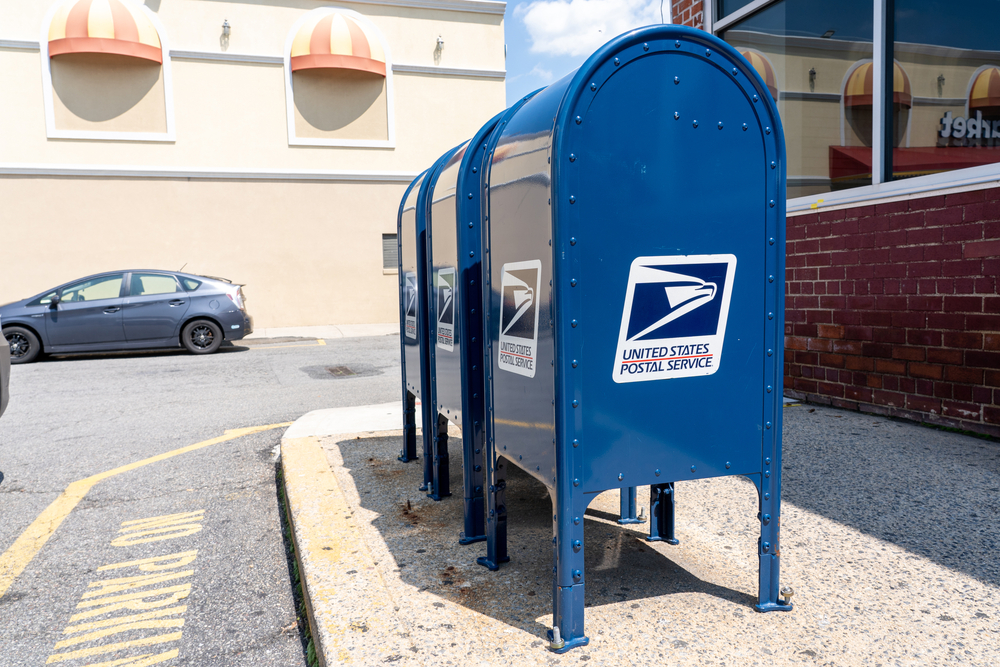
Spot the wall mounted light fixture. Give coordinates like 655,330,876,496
937,74,945,96
436,36,444,50
222,19,231,37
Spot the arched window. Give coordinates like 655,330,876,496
41,0,174,140
842,60,911,148
284,8,394,147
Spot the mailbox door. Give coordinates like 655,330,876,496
553,31,784,493
400,172,427,398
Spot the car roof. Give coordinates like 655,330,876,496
24,270,235,301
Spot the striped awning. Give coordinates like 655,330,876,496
969,67,1000,112
844,62,911,108
48,0,162,64
739,50,778,101
290,12,386,76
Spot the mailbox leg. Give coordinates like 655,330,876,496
646,483,679,545
617,486,645,524
419,402,433,492
753,476,792,612
398,391,418,463
428,414,451,500
476,457,509,570
548,494,589,652
459,419,486,545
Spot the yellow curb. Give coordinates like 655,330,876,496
280,436,412,666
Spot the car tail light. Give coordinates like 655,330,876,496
226,287,245,311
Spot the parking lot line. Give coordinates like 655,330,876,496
0,422,292,599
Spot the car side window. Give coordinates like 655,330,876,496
181,278,201,291
60,275,124,303
130,274,182,297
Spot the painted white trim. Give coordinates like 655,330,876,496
0,162,419,182
789,163,1000,213
322,0,504,14
283,8,395,149
871,0,885,185
713,0,772,32
0,39,39,51
392,63,505,79
38,0,176,142
170,50,283,65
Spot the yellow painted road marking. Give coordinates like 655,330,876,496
249,339,326,350
46,632,183,663
0,422,291,599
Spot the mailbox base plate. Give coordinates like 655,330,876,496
475,555,509,571
754,601,794,613
458,533,486,545
546,629,589,653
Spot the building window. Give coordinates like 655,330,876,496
713,0,1000,208
382,233,398,271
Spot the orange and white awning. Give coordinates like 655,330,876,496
290,12,386,76
48,0,162,64
969,66,1000,113
740,50,778,100
844,62,911,108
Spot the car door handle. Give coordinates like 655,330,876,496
104,307,121,314
169,300,186,306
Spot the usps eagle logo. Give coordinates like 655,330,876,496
613,255,737,383
403,272,418,340
436,267,455,351
498,259,541,377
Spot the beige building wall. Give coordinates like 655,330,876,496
0,0,506,329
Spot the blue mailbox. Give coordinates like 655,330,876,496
396,147,460,492
477,25,791,652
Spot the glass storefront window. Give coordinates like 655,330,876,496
720,0,874,199
717,0,758,20
892,0,1000,181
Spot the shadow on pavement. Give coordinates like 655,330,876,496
39,345,248,363
781,403,1000,588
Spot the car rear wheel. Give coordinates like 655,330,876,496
181,320,223,355
5,326,41,364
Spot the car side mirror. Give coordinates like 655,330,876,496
49,295,61,307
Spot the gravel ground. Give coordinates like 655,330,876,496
313,402,1000,666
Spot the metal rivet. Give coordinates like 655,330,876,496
573,478,580,487
572,400,579,408
573,540,582,552
725,461,731,469
764,492,770,500
768,275,774,283
767,349,773,356
769,237,775,245
674,112,679,120
766,422,772,429
763,514,771,525
743,123,748,131
571,319,578,328
571,359,578,368
570,237,577,246
732,67,738,75
675,40,680,48
569,153,576,162
472,166,478,173
765,457,771,465
617,473,624,481
690,465,697,473
769,200,775,208
573,439,579,448
718,122,724,130
467,193,473,199
753,95,759,102
692,120,699,128
765,470,771,477
643,42,649,51
706,48,712,56
768,312,774,320
468,222,474,228
573,570,582,580
469,251,475,257
573,516,581,525
590,82,596,91
570,279,577,286
767,385,772,393
655,469,661,476
614,57,619,66
569,195,576,204
762,542,771,553
674,76,680,84
770,161,776,169
765,126,771,134
575,115,582,125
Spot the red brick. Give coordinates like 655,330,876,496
925,206,964,226
876,359,907,374
819,209,847,222
846,232,876,249
900,279,919,294
831,250,860,266
984,187,1000,201
794,268,817,281
906,227,941,245
942,223,984,243
964,239,1000,259
942,259,984,276
848,205,876,218
942,400,981,420
892,346,926,361
816,324,844,339
926,312,965,330
927,348,963,365
936,278,955,294
844,325,874,341
891,311,926,328
806,310,833,324
967,314,1000,331
805,253,833,267
875,201,908,215
817,382,845,398
859,311,893,327
908,295,943,311
819,236,847,252
859,248,891,264
911,194,947,210
875,295,906,311
967,350,1000,368
972,386,991,403
873,327,906,344
793,323,817,337
883,375,899,390
984,370,1000,387
820,296,848,310
916,279,936,295
793,378,818,393
942,332,981,349
830,219,859,236
786,255,806,268
883,279,900,295
863,342,893,358
820,353,845,368
909,261,943,278
832,311,861,326
814,282,828,295
889,212,924,230
975,277,995,293
807,337,833,352
875,230,906,247
983,297,1000,314
985,333,1000,350
934,382,953,399
844,386,874,402
964,200,1000,224
873,390,905,407
899,377,916,393
916,379,935,396
818,266,846,281
907,330,941,346
833,340,863,355
795,295,818,309
910,363,944,380
923,244,964,261
943,296,982,312
786,225,806,241
906,395,942,414
853,280,869,296
795,239,820,253
945,189,986,206
944,366,982,384
889,246,924,263
808,222,832,238
785,336,808,351
844,296,874,310
845,355,874,371
984,406,1000,425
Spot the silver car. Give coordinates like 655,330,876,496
1,270,253,364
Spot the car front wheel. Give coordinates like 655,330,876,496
5,326,41,364
181,320,223,355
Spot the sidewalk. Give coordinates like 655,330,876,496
246,323,397,340
279,401,1000,666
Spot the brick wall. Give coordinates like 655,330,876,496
672,0,704,29
785,186,1000,436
